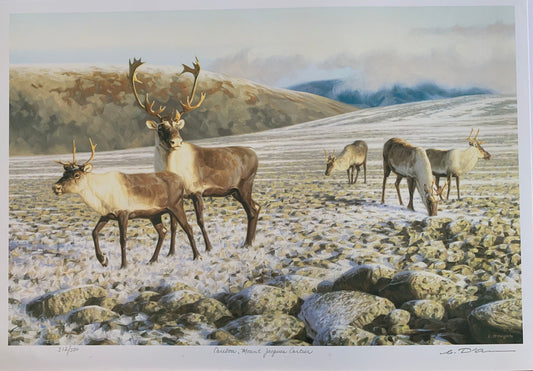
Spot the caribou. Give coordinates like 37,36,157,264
128,57,260,252
426,129,491,200
381,138,440,216
324,140,368,185
53,138,200,269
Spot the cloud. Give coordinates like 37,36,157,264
208,49,310,86
207,22,516,95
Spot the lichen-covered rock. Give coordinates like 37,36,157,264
207,329,246,345
158,290,206,313
313,325,376,346
66,305,118,326
484,281,521,301
267,339,311,346
386,309,411,326
299,291,395,339
220,314,306,345
379,271,458,305
332,264,396,294
175,313,216,331
265,274,322,299
400,300,445,322
26,285,107,318
468,299,523,344
226,284,300,316
372,335,415,345
446,217,472,236
180,298,233,327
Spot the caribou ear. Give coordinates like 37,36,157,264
174,120,185,130
146,120,158,130
82,163,93,173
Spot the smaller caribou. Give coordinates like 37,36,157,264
53,138,199,268
324,140,368,185
426,129,491,200
381,138,440,216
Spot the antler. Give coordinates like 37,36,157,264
467,128,485,145
128,58,168,120
56,138,96,169
173,57,207,121
80,138,97,168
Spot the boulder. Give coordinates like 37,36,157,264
468,299,523,343
220,314,306,345
66,305,118,326
379,271,458,305
313,325,376,346
226,284,300,316
158,290,206,313
400,300,446,322
332,264,396,294
299,291,395,339
26,285,107,318
265,274,322,299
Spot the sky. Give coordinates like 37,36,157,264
9,3,517,93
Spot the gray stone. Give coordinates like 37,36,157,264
26,285,107,318
226,284,300,316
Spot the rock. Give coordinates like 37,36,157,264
66,305,118,326
332,264,396,294
155,282,197,295
468,299,523,343
484,282,521,301
26,285,107,318
175,313,215,331
158,290,206,313
220,314,306,345
372,335,415,345
313,325,376,346
180,298,233,327
207,329,246,345
379,271,458,305
265,274,322,299
400,300,446,322
226,284,300,316
299,291,395,339
386,309,411,326
446,217,472,236
267,339,311,346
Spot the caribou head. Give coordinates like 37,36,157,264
53,138,97,195
128,57,206,150
324,149,336,176
467,129,491,160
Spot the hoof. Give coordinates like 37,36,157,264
99,255,108,267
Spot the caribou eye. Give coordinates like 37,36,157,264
74,173,81,179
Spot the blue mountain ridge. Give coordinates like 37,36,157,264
288,80,493,108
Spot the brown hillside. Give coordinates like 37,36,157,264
9,65,356,156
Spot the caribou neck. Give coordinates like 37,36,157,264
457,146,481,174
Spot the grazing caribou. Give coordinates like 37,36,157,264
324,140,368,185
128,57,260,252
53,138,200,269
426,129,491,200
381,138,440,216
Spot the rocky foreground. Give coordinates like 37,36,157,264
9,186,522,346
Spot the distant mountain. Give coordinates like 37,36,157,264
9,65,356,156
289,80,493,108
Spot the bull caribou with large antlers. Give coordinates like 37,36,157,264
53,138,199,268
128,57,260,252
381,138,441,216
426,129,491,200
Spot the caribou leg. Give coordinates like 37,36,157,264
92,216,110,267
395,175,404,206
149,214,166,263
406,177,416,211
168,202,200,260
117,211,129,269
191,194,213,252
